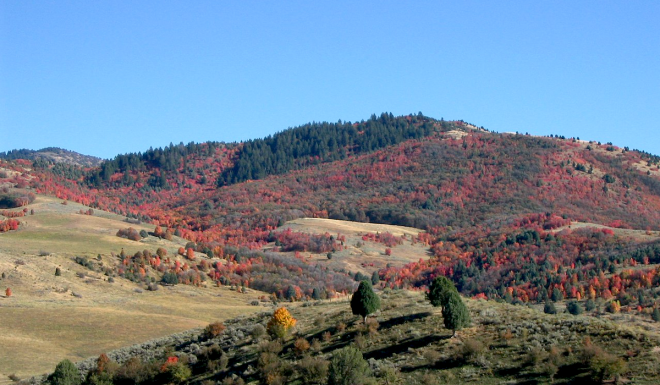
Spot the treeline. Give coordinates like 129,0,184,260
0,147,67,160
217,112,445,185
86,141,228,188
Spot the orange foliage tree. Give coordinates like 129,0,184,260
267,307,296,339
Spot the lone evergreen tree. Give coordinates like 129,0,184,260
350,280,381,323
544,300,557,314
427,276,458,309
652,308,660,322
442,291,470,336
47,359,81,385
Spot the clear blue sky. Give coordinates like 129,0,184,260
1,1,659,159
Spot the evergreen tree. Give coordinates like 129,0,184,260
427,276,458,309
442,291,470,336
544,300,557,314
652,308,660,322
567,300,584,315
47,359,81,385
350,280,381,323
585,299,596,311
551,288,563,302
371,271,379,285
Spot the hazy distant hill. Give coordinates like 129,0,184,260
0,147,103,167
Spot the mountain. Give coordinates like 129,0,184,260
3,113,660,382
0,147,103,167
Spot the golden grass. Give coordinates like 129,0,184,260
0,194,265,379
275,218,430,275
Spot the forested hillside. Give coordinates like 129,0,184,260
4,113,660,307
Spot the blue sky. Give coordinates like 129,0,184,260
1,1,659,159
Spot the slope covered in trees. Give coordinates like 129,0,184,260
6,113,660,309
217,112,447,185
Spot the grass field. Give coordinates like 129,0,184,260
0,195,264,381
276,218,429,275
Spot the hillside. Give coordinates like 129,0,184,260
0,148,103,168
0,195,264,380
3,113,660,382
33,290,660,384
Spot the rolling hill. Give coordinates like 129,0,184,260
2,112,660,383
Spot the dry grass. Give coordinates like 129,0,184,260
0,195,265,380
274,218,429,275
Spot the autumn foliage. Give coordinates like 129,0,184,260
267,307,296,339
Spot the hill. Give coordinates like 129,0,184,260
33,290,660,384
3,112,660,382
0,195,264,380
0,148,103,168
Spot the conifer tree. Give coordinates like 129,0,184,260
350,280,381,323
442,291,470,336
47,359,81,385
427,276,457,309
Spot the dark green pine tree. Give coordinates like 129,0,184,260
427,276,458,309
47,359,81,385
350,280,381,323
442,291,470,337
652,308,660,322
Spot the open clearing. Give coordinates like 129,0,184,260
552,221,660,241
0,195,264,380
275,218,429,275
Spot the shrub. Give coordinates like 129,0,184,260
294,337,310,356
115,357,156,384
605,300,621,313
163,362,191,384
251,324,267,339
161,272,179,285
328,346,371,385
297,355,329,384
567,300,584,315
205,322,226,338
258,351,291,385
47,359,81,385
116,227,141,242
460,339,486,363
259,340,283,355
55,267,61,276
365,318,379,336
585,299,596,311
544,301,557,314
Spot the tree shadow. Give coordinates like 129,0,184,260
363,334,449,361
378,312,433,330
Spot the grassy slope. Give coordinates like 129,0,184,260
0,195,264,380
274,218,428,275
118,290,660,385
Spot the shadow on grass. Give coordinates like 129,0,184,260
364,334,449,361
378,312,433,330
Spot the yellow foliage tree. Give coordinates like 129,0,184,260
267,307,297,339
